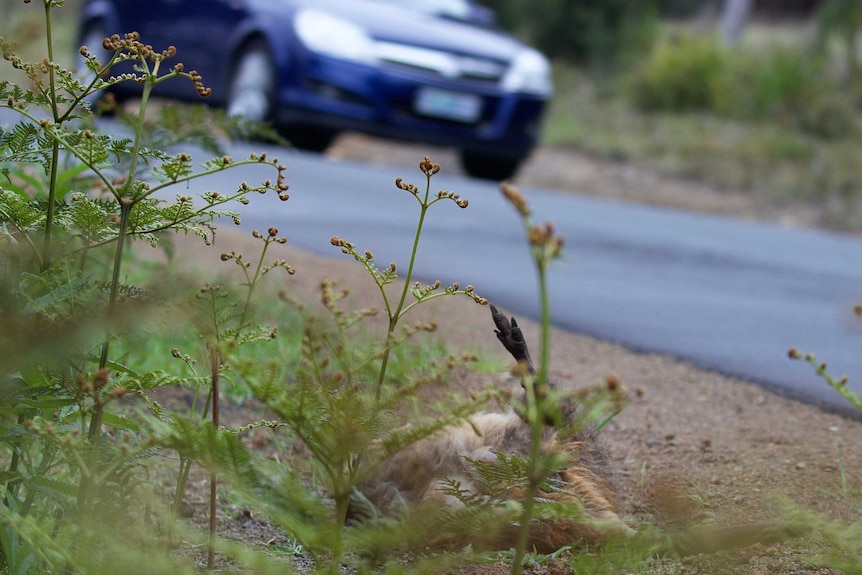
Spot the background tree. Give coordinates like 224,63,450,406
816,0,862,90
720,0,752,42
482,0,662,67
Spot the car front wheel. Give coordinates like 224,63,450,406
280,125,338,153
227,41,276,124
459,151,524,181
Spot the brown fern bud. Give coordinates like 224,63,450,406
500,182,530,216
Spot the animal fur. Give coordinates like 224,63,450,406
349,305,804,554
351,410,630,552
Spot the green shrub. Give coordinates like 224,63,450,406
629,33,855,139
628,32,729,112
1,3,596,573
724,43,854,137
483,0,659,67
815,0,862,89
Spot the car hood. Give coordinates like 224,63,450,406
285,0,527,62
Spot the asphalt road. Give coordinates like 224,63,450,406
164,141,862,418
2,101,860,416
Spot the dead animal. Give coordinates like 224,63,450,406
348,305,805,554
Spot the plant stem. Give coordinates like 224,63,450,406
40,1,60,272
20,442,57,517
81,59,155,511
238,237,270,331
172,457,192,516
330,487,350,575
3,414,26,507
89,199,131,442
92,55,156,421
42,141,60,272
375,174,431,401
208,346,220,570
511,245,553,575
510,376,544,575
536,261,551,390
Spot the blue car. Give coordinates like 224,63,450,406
77,0,552,180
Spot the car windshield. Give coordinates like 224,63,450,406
370,0,472,20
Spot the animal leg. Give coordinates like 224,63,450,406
490,304,535,373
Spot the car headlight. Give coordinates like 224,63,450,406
501,49,553,97
294,10,378,65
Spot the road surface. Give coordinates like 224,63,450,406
1,104,859,417
164,141,862,418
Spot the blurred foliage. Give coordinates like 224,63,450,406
543,61,862,229
815,0,862,89
627,31,854,139
627,32,729,112
481,0,664,67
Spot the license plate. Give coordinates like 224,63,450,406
414,87,482,123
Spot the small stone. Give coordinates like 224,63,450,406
794,462,806,470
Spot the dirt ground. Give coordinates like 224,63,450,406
173,135,862,574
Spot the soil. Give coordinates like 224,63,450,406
168,135,862,574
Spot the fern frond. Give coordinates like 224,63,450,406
465,452,531,499
0,188,45,230
0,81,52,108
0,121,42,165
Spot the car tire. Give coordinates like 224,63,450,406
227,41,276,124
280,125,338,153
459,151,523,181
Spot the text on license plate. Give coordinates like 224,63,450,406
414,87,482,123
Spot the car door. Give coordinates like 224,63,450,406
145,0,245,102
97,0,193,99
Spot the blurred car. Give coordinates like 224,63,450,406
77,0,552,180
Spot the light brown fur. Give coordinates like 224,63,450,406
353,407,630,553
349,306,804,554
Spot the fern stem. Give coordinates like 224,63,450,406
238,236,271,332
536,261,551,392
43,2,59,122
41,142,60,272
330,488,350,575
40,1,59,271
511,376,544,575
20,442,57,518
207,347,220,570
511,228,553,575
94,53,155,375
81,61,156,511
375,173,431,401
3,414,26,507
172,457,192,516
91,199,131,434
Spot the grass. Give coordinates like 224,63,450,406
543,62,862,230
540,17,862,231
